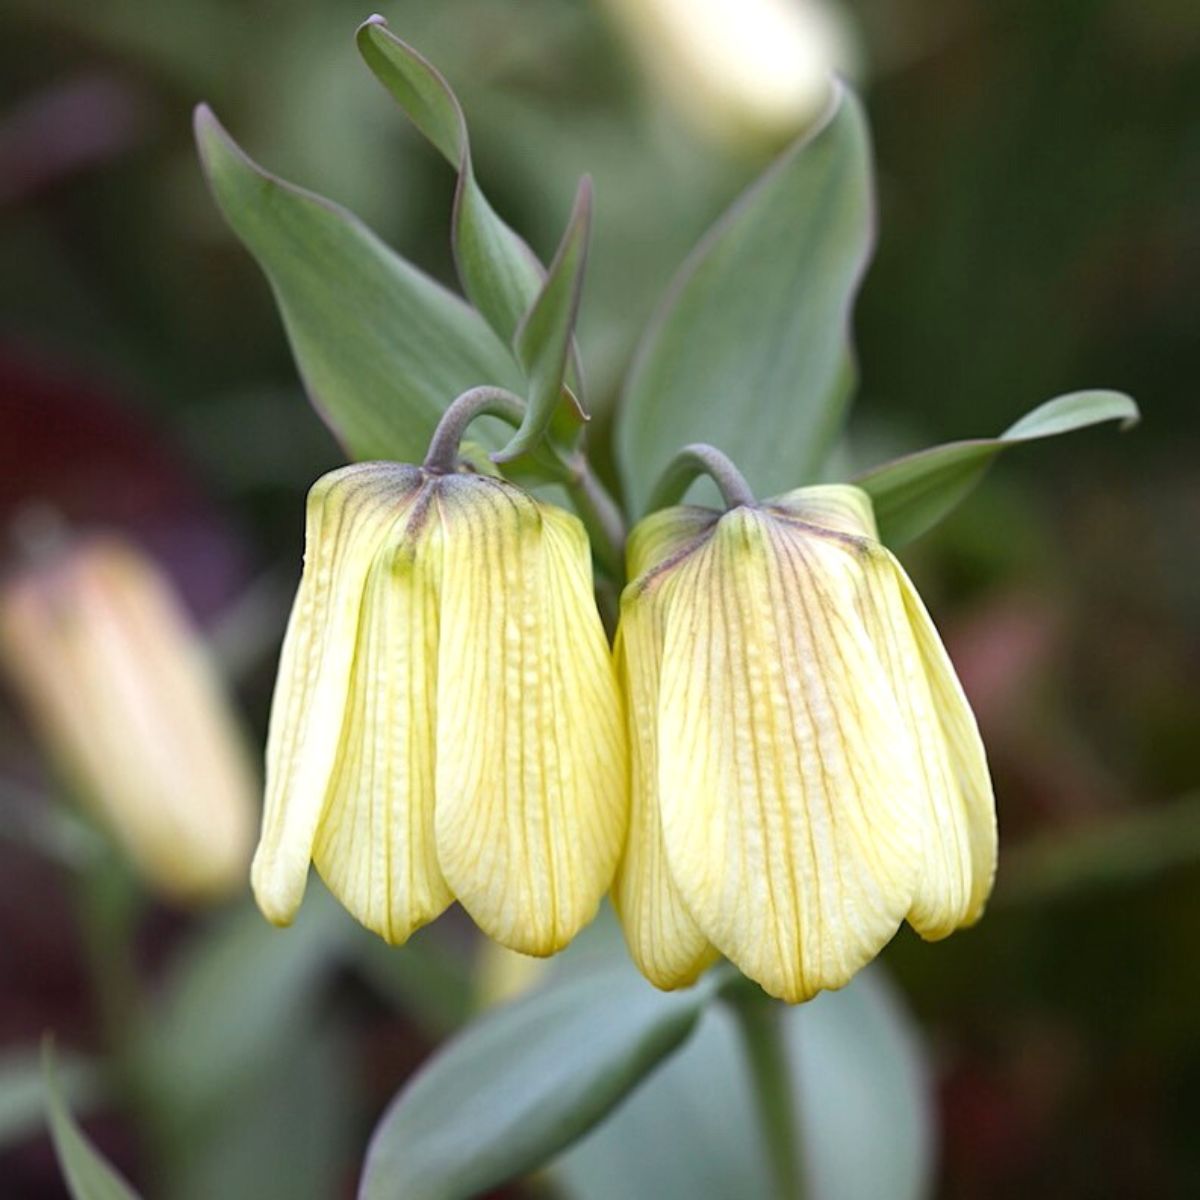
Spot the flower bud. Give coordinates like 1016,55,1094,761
601,0,855,146
614,485,996,1003
0,536,257,902
253,464,627,956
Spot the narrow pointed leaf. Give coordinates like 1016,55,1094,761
193,105,522,464
0,1048,99,1150
42,1042,140,1200
855,390,1139,547
495,177,592,463
355,16,544,345
358,960,716,1200
616,86,874,515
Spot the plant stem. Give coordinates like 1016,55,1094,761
648,443,757,512
73,848,176,1188
423,386,526,473
567,459,627,584
726,985,804,1199
74,849,142,1061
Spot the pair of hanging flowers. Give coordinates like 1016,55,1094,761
252,387,997,1004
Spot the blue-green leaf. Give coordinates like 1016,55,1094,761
616,86,873,515
355,16,544,347
496,176,591,463
0,1047,100,1152
855,390,1140,546
141,889,345,1118
166,1020,356,1200
42,1042,139,1200
551,968,933,1200
358,959,716,1200
193,104,523,464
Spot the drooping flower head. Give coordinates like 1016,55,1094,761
614,467,996,1003
253,460,627,956
0,535,257,903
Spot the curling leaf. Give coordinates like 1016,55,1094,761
358,959,715,1200
355,16,544,345
194,105,522,464
616,86,873,514
856,390,1140,546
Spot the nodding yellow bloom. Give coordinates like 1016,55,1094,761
253,463,627,956
614,484,996,1003
0,536,256,903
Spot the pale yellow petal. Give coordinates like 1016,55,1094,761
434,480,627,955
611,597,718,990
859,555,996,936
625,504,719,579
656,509,921,1003
768,483,879,540
252,463,423,926
774,484,996,935
312,511,453,943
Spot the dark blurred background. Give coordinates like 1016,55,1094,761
1,1,1198,1196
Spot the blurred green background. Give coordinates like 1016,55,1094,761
1,0,1198,1196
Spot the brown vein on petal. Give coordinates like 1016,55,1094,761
779,529,910,984
763,522,827,995
734,520,801,998
774,528,850,987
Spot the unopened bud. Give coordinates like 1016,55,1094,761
602,0,857,146
0,536,256,903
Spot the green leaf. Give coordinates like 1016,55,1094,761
496,176,592,463
193,104,523,464
42,1042,140,1200
551,968,933,1200
0,1048,100,1151
358,958,716,1200
616,86,874,515
855,389,1139,547
355,16,544,347
166,1020,356,1200
141,888,345,1119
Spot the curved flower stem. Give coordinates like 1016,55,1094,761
423,386,526,473
424,385,629,602
648,443,757,513
725,983,805,1200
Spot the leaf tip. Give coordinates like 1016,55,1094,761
356,13,390,47
192,102,239,177
192,101,220,149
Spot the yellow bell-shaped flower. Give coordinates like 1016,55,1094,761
614,481,996,1003
252,462,627,956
